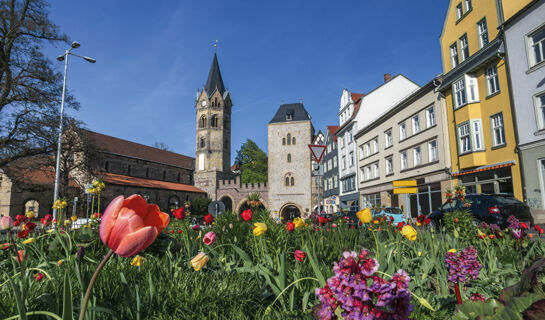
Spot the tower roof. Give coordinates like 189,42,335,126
269,103,312,124
204,53,226,97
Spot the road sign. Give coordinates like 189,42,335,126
393,180,417,187
208,201,226,216
308,144,327,163
312,163,324,176
393,187,417,194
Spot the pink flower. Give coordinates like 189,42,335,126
0,215,13,230
294,250,306,262
332,223,337,228
203,231,216,246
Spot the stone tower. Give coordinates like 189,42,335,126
194,53,233,199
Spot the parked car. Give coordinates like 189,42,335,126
428,193,533,229
373,207,406,224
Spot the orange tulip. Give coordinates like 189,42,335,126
99,195,169,257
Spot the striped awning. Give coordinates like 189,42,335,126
451,161,515,177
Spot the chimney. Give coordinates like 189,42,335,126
384,73,392,83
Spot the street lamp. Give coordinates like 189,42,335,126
52,41,96,221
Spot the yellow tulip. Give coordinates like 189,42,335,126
131,255,144,267
373,220,379,224
64,220,71,226
400,225,417,241
418,251,422,257
22,238,35,244
26,211,35,219
190,252,209,271
71,216,77,222
448,248,457,253
293,218,305,229
57,260,63,266
356,208,372,224
253,222,267,236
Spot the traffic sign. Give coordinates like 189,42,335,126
208,201,226,216
393,180,417,187
312,163,324,176
308,144,327,163
393,187,418,194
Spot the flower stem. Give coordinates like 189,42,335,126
8,230,25,305
454,282,462,304
79,249,114,320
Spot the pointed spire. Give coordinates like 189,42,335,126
204,52,225,97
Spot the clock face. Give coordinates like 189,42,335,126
201,100,207,107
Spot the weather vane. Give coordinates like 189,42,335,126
214,40,218,52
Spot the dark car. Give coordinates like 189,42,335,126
428,193,533,229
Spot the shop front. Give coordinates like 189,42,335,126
324,195,339,214
452,162,515,196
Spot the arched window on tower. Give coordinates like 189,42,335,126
285,176,290,186
287,133,291,145
284,173,294,187
287,153,291,162
282,138,286,145
200,137,206,149
200,115,207,128
211,115,218,128
291,177,295,186
292,136,296,145
214,97,218,107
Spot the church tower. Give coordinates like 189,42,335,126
194,52,232,199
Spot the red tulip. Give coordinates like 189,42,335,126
241,209,253,221
203,231,216,246
99,195,169,258
2,243,10,250
173,207,186,220
17,230,29,239
454,218,459,223
170,230,175,234
318,217,325,224
294,250,306,262
521,222,528,230
34,273,44,282
286,221,295,232
203,214,213,225
192,225,200,231
17,250,24,263
178,229,182,234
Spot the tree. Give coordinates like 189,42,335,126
0,0,79,168
152,142,171,151
235,139,267,184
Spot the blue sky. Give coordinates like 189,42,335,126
47,0,448,163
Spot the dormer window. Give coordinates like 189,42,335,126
286,110,294,121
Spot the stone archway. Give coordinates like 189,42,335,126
235,198,268,214
279,203,302,223
219,195,234,213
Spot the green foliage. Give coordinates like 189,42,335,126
235,139,268,183
443,209,477,241
189,197,211,216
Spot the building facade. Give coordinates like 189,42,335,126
438,0,532,200
355,81,452,217
335,90,364,211
322,126,340,213
194,53,234,200
503,0,545,221
268,103,314,220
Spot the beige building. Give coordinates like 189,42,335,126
355,80,452,217
268,103,314,220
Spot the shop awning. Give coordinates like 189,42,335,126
450,161,515,177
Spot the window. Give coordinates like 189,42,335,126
327,144,331,153
459,34,469,62
342,155,346,170
211,115,218,127
348,132,353,144
529,26,545,66
412,115,420,134
285,177,289,186
349,151,354,167
490,113,505,146
324,161,328,172
287,153,292,162
360,167,365,181
285,174,295,186
286,113,293,121
200,137,206,148
458,122,471,153
287,134,291,145
386,157,393,175
340,135,345,148
359,145,364,160
466,74,479,102
400,152,408,170
429,140,438,162
426,106,435,127
366,167,371,180
399,123,406,140
473,120,483,150
450,43,459,68
485,65,500,96
536,94,545,130
372,138,378,153
385,129,392,148
292,137,296,145
146,168,150,178
464,0,472,11
477,18,489,48
456,3,463,20
364,143,370,157
453,78,467,108
328,159,332,171
282,138,286,145
163,170,166,181
104,161,109,171
333,156,337,168
127,165,132,175
199,115,207,128
374,163,379,178
414,147,422,166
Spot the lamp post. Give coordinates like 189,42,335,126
52,41,96,221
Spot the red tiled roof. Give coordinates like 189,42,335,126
4,158,79,188
100,172,206,193
335,93,365,135
84,130,194,169
327,125,340,142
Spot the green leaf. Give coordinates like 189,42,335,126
304,245,326,287
120,272,134,317
418,296,435,311
5,271,26,320
334,307,345,319
62,272,73,320
302,291,311,311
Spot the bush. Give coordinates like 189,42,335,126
443,209,477,241
189,197,211,216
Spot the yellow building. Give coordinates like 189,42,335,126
437,0,531,199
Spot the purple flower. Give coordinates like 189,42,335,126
445,246,482,284
489,224,500,231
512,228,522,239
508,215,521,229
